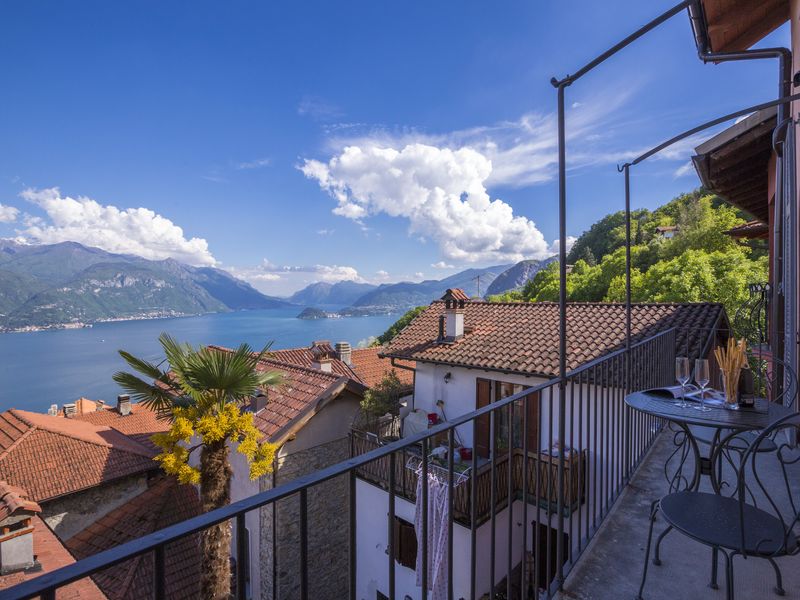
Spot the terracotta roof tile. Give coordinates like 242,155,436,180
0,516,106,599
271,346,356,379
65,477,202,600
73,404,170,453
250,358,350,441
0,410,157,502
384,301,725,377
349,347,414,389
0,481,41,522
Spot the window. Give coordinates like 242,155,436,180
391,516,417,569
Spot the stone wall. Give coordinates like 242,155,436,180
41,474,149,539
259,437,352,600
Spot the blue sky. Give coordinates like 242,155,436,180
0,1,789,295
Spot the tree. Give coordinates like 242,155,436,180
375,306,427,345
486,289,524,302
113,334,282,600
634,248,767,318
360,371,406,417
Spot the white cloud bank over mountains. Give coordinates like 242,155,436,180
301,143,555,264
14,187,217,266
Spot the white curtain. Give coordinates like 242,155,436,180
414,472,450,600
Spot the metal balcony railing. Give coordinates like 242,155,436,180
0,327,676,600
351,433,588,526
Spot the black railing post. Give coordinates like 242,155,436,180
553,76,569,594
299,489,308,600
236,514,247,600
388,451,396,600
154,544,165,600
349,470,356,600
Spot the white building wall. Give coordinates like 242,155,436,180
356,364,637,600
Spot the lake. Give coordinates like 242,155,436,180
0,308,400,413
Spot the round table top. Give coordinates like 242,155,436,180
625,390,794,430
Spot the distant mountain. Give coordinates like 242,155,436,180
350,264,513,309
485,257,557,296
289,281,377,307
0,241,291,331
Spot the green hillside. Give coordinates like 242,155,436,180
490,190,767,319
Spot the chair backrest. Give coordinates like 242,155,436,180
747,353,798,410
734,412,800,557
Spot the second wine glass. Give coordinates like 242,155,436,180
694,358,712,412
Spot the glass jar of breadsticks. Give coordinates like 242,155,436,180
714,338,747,410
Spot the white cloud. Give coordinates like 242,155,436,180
548,236,578,256
414,272,424,279
236,157,271,170
231,258,369,296
297,96,343,121
0,204,19,223
673,161,695,178
316,228,334,236
17,187,216,266
431,261,455,269
375,269,390,280
301,143,556,263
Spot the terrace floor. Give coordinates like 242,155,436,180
557,428,800,600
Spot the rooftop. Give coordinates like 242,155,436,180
383,300,726,377
272,343,414,388
209,347,367,445
0,410,157,502
65,477,202,600
72,403,170,453
0,516,106,599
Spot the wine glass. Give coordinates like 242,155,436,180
694,358,711,412
675,357,690,407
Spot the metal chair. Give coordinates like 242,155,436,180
637,411,800,600
689,355,797,472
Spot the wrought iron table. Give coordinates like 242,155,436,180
626,390,795,591
626,391,793,491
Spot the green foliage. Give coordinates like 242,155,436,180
500,189,766,319
375,306,427,345
113,334,283,481
360,371,407,417
486,289,524,303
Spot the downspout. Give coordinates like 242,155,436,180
390,357,416,411
688,0,792,364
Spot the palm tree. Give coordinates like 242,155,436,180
113,333,282,600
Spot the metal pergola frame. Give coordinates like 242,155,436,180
548,0,795,588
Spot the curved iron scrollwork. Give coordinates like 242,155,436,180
733,282,771,347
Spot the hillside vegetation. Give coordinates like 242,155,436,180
488,190,766,319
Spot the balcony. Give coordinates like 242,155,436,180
351,431,587,526
557,427,800,600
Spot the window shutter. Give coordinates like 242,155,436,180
392,516,417,569
476,378,491,458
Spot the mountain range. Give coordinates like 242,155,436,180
288,258,556,312
0,241,289,330
288,280,378,307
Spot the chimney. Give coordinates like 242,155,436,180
117,394,131,416
0,483,41,575
47,404,58,417
96,399,105,412
250,391,268,413
310,341,334,373
335,341,352,366
62,403,76,418
441,289,466,342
